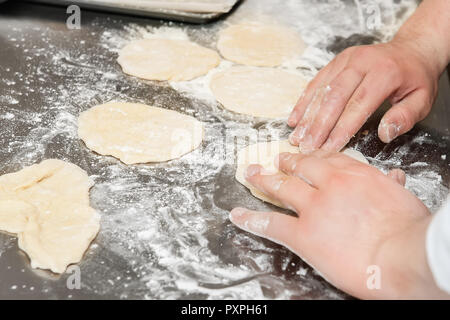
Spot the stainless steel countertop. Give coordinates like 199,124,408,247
0,0,449,300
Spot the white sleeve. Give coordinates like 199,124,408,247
426,195,450,294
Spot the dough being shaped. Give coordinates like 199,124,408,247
78,102,204,164
0,159,100,274
210,66,307,118
217,24,306,67
117,39,220,81
236,140,369,208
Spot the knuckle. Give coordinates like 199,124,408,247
353,46,372,59
342,66,364,79
382,61,401,82
381,57,398,71
352,86,368,106
346,96,364,113
342,46,358,57
326,84,347,106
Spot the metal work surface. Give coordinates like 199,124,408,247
0,0,449,299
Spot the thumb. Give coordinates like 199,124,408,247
229,207,300,250
378,90,432,143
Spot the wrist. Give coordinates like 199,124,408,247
391,0,450,78
377,216,449,299
390,35,446,81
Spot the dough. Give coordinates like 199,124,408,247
0,159,100,274
78,102,204,164
117,39,220,81
236,140,369,208
210,66,307,118
217,24,306,67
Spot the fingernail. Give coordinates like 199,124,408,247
289,126,306,145
385,122,401,143
288,111,297,127
298,134,315,154
230,207,247,221
322,134,348,152
276,153,292,168
245,165,261,178
289,132,298,145
260,168,277,175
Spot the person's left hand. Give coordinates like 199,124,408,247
229,150,447,299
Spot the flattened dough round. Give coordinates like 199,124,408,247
0,159,100,274
78,102,204,164
217,24,306,67
117,39,220,81
210,66,307,118
236,140,369,208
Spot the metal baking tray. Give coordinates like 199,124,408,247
23,0,241,23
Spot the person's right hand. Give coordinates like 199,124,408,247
230,150,449,299
287,38,442,153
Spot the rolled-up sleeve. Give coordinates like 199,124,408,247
427,196,450,294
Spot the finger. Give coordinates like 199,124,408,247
245,164,316,210
378,90,432,143
287,63,335,128
229,207,300,249
289,85,329,149
295,68,365,153
387,169,406,186
322,72,395,152
288,50,353,128
275,152,334,188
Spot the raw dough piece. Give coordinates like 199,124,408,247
210,66,307,118
0,159,100,274
236,140,369,208
78,102,204,164
117,39,220,81
217,24,306,67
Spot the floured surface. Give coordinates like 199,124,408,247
210,66,307,118
218,24,306,67
1,0,443,300
236,140,369,208
0,160,100,274
117,39,220,81
78,102,204,164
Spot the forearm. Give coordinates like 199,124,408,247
393,0,450,77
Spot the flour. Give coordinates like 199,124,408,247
0,0,441,301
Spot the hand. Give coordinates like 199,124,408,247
287,39,441,153
230,151,448,299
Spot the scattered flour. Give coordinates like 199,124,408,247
0,0,442,301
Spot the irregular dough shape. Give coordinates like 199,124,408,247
210,66,307,118
217,24,306,67
0,159,100,274
78,102,204,164
236,140,369,208
117,39,220,81
0,200,36,234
